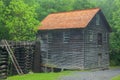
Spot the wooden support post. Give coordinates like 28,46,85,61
61,68,64,72
51,67,54,72
32,40,41,72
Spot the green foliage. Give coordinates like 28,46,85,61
53,0,74,11
36,0,57,21
36,0,74,21
6,0,39,40
0,0,11,39
73,0,95,10
35,0,95,21
109,0,120,65
0,0,39,41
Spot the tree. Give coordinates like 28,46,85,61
36,0,57,21
73,0,95,10
1,0,39,41
109,0,120,65
0,0,11,39
54,0,74,12
36,0,95,21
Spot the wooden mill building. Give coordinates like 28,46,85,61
37,8,111,70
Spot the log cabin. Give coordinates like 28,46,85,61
37,8,112,70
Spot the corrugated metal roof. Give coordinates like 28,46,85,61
39,8,100,30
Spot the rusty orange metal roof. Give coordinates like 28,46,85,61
39,8,100,30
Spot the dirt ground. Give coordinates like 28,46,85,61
59,68,120,80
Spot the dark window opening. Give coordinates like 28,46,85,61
98,53,102,66
97,33,102,45
63,31,70,43
48,53,51,59
105,53,108,55
41,51,47,58
89,30,93,42
47,33,52,43
48,49,52,59
98,53,102,58
40,34,47,44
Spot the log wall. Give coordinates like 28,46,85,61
0,41,35,79
0,47,8,79
84,12,109,69
39,29,85,70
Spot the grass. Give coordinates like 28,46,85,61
6,71,72,80
112,75,120,80
6,66,120,80
110,66,120,69
111,66,120,80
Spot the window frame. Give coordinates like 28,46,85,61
47,49,52,59
63,31,70,43
89,30,94,42
97,33,102,45
47,33,52,43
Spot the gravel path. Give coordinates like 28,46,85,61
59,69,120,80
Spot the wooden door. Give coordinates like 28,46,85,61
98,53,102,67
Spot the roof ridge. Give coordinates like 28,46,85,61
50,8,100,14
